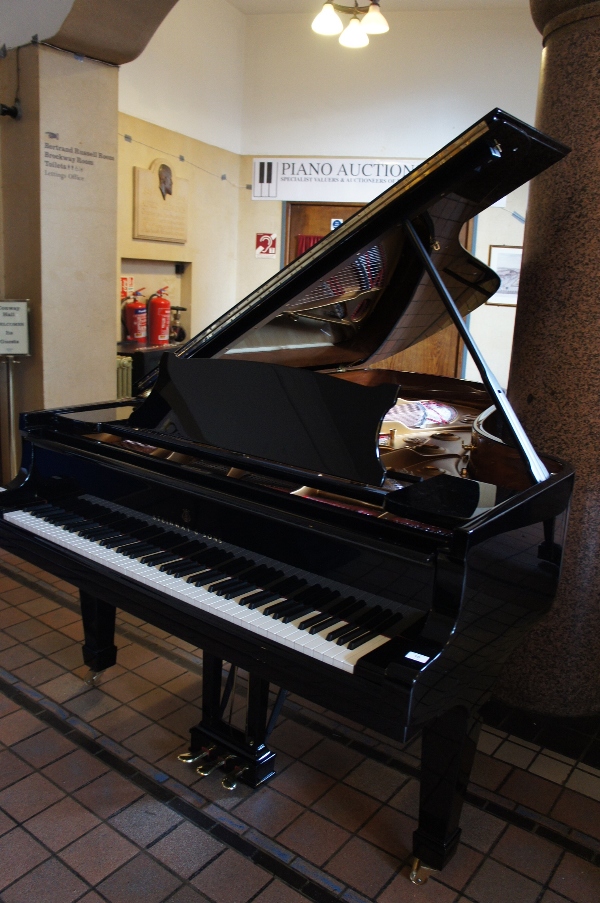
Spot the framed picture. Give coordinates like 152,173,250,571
488,245,522,306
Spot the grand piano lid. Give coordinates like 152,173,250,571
136,109,568,383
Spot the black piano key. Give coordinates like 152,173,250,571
280,604,315,624
262,598,294,616
128,525,165,541
267,599,301,618
263,576,306,598
188,568,228,587
162,561,205,577
90,530,126,544
334,610,391,646
101,534,138,549
143,531,183,549
220,557,255,576
237,567,285,593
225,582,259,600
22,503,55,514
299,597,361,633
346,613,405,650
78,516,125,536
213,578,249,597
245,591,281,609
39,504,65,515
122,543,158,559
140,539,201,565
167,540,207,558
191,548,233,567
208,578,241,593
44,512,82,526
39,508,69,521
140,551,180,566
79,527,120,541
311,589,341,609
327,606,383,643
192,555,255,588
304,609,351,634
63,520,98,534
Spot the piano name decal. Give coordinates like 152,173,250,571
253,157,424,203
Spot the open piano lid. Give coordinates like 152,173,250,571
137,109,567,380
126,110,567,490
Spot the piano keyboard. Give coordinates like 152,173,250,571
3,496,421,674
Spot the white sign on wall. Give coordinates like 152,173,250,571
0,301,29,356
252,157,424,203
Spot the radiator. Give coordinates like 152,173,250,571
116,356,133,399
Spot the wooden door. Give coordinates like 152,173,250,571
284,202,362,266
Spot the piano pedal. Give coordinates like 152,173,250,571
196,752,235,778
221,765,248,791
84,670,101,687
177,744,216,765
408,858,437,885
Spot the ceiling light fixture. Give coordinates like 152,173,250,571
312,2,389,48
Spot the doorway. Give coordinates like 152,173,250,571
284,202,362,266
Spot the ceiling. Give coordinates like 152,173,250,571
227,1,528,13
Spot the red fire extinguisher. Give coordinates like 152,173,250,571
148,287,171,346
124,288,147,343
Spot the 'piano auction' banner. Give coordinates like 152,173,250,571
252,157,424,203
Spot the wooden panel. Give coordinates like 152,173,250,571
372,220,474,379
371,327,463,378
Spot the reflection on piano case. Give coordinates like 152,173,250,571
0,110,573,884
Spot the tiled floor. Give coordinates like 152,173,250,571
0,548,599,903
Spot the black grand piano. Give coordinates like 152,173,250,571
0,110,573,883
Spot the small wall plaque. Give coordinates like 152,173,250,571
0,301,30,356
134,159,189,244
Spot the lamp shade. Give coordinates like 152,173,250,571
362,1,389,34
339,15,369,47
312,2,344,35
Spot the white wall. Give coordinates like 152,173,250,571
118,5,542,159
464,185,528,388
0,0,74,50
118,0,246,154
242,10,541,157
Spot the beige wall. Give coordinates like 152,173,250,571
236,156,281,303
117,113,243,337
0,44,118,481
39,47,118,409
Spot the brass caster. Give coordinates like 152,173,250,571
178,745,216,765
409,858,435,885
196,754,234,778
85,670,101,687
222,766,248,791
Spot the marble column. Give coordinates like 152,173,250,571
496,0,600,715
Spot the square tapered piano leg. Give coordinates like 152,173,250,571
80,591,118,673
412,706,481,873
